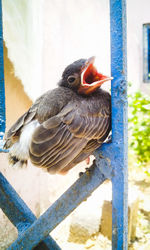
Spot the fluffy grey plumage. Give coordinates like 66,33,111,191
4,57,111,174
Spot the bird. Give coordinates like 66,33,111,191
3,56,112,175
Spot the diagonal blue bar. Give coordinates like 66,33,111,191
8,164,106,249
0,172,61,250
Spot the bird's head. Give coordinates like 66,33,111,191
59,57,113,95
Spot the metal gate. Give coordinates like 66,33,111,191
0,0,128,249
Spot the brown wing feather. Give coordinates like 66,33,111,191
3,94,45,149
29,117,88,174
4,87,74,149
62,103,110,140
29,90,111,174
4,111,36,149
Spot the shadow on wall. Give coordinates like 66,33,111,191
0,43,33,248
4,43,32,128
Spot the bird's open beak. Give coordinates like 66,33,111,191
78,56,113,95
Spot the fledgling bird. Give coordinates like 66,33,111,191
4,57,112,175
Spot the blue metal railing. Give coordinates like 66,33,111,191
0,0,5,149
143,23,150,82
0,173,61,250
0,0,128,249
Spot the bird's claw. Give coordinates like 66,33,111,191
105,134,112,144
79,160,96,177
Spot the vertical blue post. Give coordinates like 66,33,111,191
147,27,150,79
110,0,128,249
0,0,5,148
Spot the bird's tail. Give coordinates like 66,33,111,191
3,120,40,168
8,153,28,168
3,138,29,168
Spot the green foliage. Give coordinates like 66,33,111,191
128,89,150,165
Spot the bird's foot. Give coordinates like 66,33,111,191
8,154,27,168
79,160,96,177
85,156,90,165
105,134,112,144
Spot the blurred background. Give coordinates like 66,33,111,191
0,0,150,249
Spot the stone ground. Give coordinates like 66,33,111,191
128,164,150,250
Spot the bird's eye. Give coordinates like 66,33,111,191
67,76,76,84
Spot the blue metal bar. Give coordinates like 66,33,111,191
0,172,61,250
0,0,5,151
96,0,128,249
8,164,106,249
110,0,128,249
143,24,150,82
147,27,150,78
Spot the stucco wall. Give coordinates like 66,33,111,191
2,0,150,97
2,0,111,100
42,0,110,93
0,44,40,248
4,45,32,127
2,0,44,101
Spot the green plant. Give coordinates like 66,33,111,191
128,89,150,165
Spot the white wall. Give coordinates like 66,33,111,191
2,0,44,101
2,0,150,99
2,0,110,100
42,0,110,93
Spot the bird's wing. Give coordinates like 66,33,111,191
4,87,73,149
3,95,44,148
29,99,110,174
59,139,102,174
